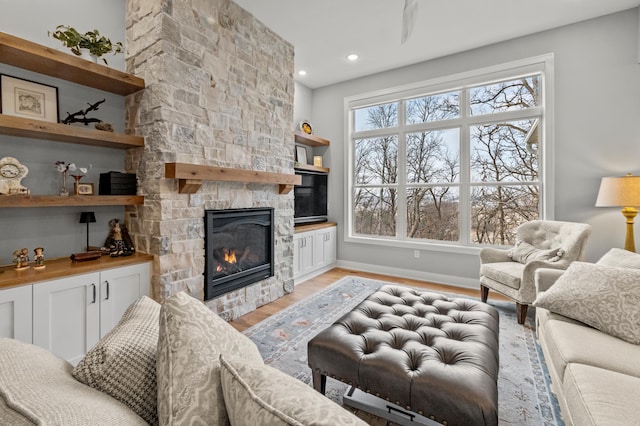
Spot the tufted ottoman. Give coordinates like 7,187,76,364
308,284,500,426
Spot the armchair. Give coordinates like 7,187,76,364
479,220,591,324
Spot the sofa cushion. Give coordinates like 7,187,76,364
480,262,524,290
596,247,640,269
509,241,563,263
533,262,640,344
538,314,640,383
219,355,368,426
73,295,160,425
0,338,147,425
157,292,264,426
563,363,640,426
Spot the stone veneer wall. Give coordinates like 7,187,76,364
124,0,295,320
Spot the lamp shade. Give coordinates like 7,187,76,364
79,211,96,224
595,175,640,207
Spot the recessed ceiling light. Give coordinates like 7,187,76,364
298,70,307,76
347,53,359,61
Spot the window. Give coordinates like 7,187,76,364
347,56,552,249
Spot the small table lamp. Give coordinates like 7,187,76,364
79,211,96,251
595,174,640,252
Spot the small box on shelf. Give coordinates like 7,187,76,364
99,172,136,195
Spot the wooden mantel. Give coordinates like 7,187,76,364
165,163,302,194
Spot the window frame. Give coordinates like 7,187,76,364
344,54,555,254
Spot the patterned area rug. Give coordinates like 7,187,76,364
243,276,564,426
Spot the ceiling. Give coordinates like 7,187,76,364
233,0,640,89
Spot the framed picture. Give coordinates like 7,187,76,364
76,182,95,195
296,146,308,164
0,74,59,123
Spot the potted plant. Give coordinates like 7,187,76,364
49,25,123,65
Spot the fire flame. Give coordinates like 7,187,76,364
224,249,237,264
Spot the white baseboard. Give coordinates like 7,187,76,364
335,260,479,290
293,263,336,286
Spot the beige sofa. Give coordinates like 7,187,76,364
0,292,367,426
534,251,640,426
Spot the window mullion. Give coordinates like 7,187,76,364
397,100,407,240
457,89,470,245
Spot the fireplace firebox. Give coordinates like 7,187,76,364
204,208,274,300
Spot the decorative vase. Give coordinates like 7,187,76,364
60,170,69,196
72,175,83,195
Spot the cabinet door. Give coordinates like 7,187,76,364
324,226,337,265
0,285,32,343
300,234,315,276
33,272,100,365
313,226,337,269
100,262,151,337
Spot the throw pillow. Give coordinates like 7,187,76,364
533,262,640,344
156,291,264,426
219,355,368,426
596,247,640,269
509,241,564,264
72,296,160,425
0,338,147,425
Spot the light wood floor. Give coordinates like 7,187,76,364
229,267,507,332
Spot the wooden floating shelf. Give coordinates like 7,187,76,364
294,222,337,234
0,32,145,96
295,164,330,173
0,195,144,208
165,163,302,194
0,115,144,149
294,131,330,147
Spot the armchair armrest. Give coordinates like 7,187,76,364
535,268,565,293
479,247,512,264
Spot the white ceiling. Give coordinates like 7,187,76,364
233,0,640,89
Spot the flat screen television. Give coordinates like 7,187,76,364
294,170,328,225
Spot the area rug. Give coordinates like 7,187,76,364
243,276,564,426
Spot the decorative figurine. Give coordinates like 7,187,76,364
62,99,106,126
33,247,45,269
104,218,135,257
12,247,29,269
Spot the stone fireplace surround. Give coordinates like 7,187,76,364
124,0,296,320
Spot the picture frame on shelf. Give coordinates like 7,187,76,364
76,182,95,195
0,74,59,123
296,146,308,165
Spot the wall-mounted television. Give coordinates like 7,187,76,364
294,170,328,225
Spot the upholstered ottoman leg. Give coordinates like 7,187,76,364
312,369,326,394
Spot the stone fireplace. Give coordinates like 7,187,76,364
124,0,295,320
204,207,274,300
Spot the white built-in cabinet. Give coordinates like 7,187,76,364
0,261,149,365
32,262,150,365
293,223,337,283
0,285,32,342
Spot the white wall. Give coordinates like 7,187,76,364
0,1,127,260
310,9,640,287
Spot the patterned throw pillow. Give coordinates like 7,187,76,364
509,241,564,264
156,292,265,426
534,262,640,344
596,247,640,269
219,355,368,426
73,296,160,425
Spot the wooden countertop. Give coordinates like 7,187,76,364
295,222,337,233
0,252,154,290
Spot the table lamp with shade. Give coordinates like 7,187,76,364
595,174,640,252
79,211,96,252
